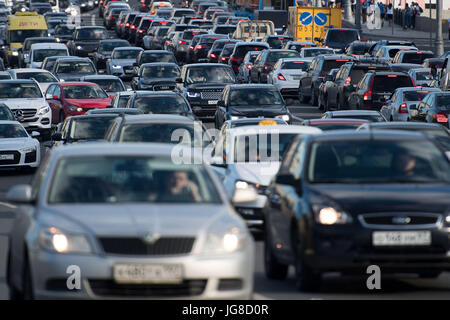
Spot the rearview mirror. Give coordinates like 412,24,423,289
7,184,34,204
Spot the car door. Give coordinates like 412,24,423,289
250,51,263,83
348,73,368,108
327,66,344,106
300,57,318,97
45,85,59,124
414,95,430,122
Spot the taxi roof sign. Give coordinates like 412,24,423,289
259,120,277,126
15,12,39,16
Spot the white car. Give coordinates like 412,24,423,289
7,68,59,93
408,68,435,87
0,80,52,139
299,47,334,59
29,42,69,69
106,47,144,80
268,58,311,99
210,124,322,239
374,45,417,63
0,120,40,171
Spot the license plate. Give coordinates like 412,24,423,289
372,231,431,246
0,154,14,160
208,100,218,105
159,86,170,90
113,264,183,284
125,70,133,74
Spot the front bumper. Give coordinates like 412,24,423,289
29,246,254,299
0,148,40,168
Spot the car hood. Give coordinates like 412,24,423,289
57,74,94,81
186,83,230,90
233,162,281,186
140,78,177,85
0,137,34,149
308,184,450,215
2,98,47,109
39,204,231,237
110,59,137,67
229,105,287,117
65,98,111,108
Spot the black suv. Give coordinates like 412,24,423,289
177,63,236,120
298,55,355,106
207,39,240,63
68,26,109,57
348,71,415,110
189,34,228,63
323,60,392,110
264,35,293,49
320,28,360,53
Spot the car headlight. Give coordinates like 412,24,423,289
68,105,83,112
21,146,36,153
59,79,65,82
231,116,240,120
312,205,353,225
24,53,29,59
276,114,290,121
187,91,199,98
235,180,265,195
12,49,18,56
201,224,248,254
39,227,93,254
37,105,50,115
76,45,83,50
112,65,122,69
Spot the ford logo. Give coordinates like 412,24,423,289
392,216,412,225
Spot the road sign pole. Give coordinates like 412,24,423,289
355,0,361,31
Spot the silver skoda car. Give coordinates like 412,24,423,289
7,143,255,299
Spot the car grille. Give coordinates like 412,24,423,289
0,151,20,165
200,90,222,100
13,109,37,119
99,237,195,256
153,84,176,91
88,279,207,297
359,213,441,229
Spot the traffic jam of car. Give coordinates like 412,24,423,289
0,0,449,301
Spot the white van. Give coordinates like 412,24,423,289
29,43,69,68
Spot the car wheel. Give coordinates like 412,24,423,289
22,254,34,300
264,231,288,280
294,232,321,292
311,87,318,107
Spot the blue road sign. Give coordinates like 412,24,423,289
314,12,328,26
299,12,312,26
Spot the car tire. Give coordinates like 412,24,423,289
294,232,321,292
264,231,288,280
298,86,309,103
311,87,318,107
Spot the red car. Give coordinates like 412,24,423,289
45,82,113,124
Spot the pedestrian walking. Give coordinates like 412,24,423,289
403,2,412,30
362,0,368,23
351,0,356,14
378,1,385,27
386,3,393,26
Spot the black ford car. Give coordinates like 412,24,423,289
214,84,291,129
177,63,236,120
263,130,450,291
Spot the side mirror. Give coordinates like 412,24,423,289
7,184,34,204
176,77,182,83
210,156,227,168
52,132,62,141
31,131,40,137
275,173,302,195
232,186,258,205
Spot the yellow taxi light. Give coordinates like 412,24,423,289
259,120,277,126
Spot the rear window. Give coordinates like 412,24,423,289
349,67,389,84
321,59,351,73
234,45,267,58
214,26,236,34
182,30,208,40
281,61,310,71
267,51,300,63
415,71,434,80
372,75,413,92
403,90,431,101
326,30,359,44
436,95,450,110
350,44,371,54
402,52,433,64
200,36,227,44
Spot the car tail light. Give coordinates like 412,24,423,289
110,16,115,19
178,40,186,45
264,65,272,71
195,44,206,50
409,75,416,87
398,103,408,113
138,29,144,33
125,22,130,27
245,64,252,69
131,25,136,29
100,0,103,3
142,3,146,6
210,53,216,58
437,113,449,123
221,57,227,61
345,76,351,85
277,73,286,81
189,45,194,50
120,23,123,26
165,40,170,45
363,90,372,101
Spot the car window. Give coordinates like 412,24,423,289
62,85,108,99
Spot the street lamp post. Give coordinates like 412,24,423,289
343,0,352,20
435,0,444,57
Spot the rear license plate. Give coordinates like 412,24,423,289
372,231,431,246
0,154,14,160
159,86,170,90
113,264,183,284
208,100,218,105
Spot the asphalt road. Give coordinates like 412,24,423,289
1,5,450,300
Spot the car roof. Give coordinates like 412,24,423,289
133,90,181,96
0,79,36,84
409,67,431,72
394,86,440,92
81,75,121,80
140,62,179,67
184,63,232,68
123,114,195,124
228,124,322,136
327,110,382,116
112,46,143,51
306,118,370,124
55,57,92,62
227,84,276,89
99,39,130,43
68,114,119,120
76,26,107,30
142,50,172,54
59,81,101,87
309,129,428,141
9,68,51,73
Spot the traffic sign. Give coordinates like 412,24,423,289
299,11,312,26
314,12,328,26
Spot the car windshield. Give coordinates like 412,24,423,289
118,95,130,108
436,95,450,109
308,140,450,183
112,49,141,59
48,156,222,204
99,41,129,51
10,30,49,43
87,79,124,92
56,62,95,74
141,65,180,78
234,133,298,162
63,85,107,99
48,20,64,29
234,45,267,58
182,30,208,40
326,30,359,44
186,66,235,84
221,45,235,56
267,37,291,48
0,83,42,98
281,61,310,70
33,49,67,62
303,48,334,57
141,53,176,64
415,71,434,80
373,75,412,92
403,53,433,64
350,44,371,54
0,123,28,138
120,123,202,146
55,25,76,35
133,96,189,114
75,28,108,40
230,88,283,106
16,72,57,82
267,51,300,63
69,117,116,141
322,59,352,73
403,90,431,101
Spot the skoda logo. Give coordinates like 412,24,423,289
143,232,160,245
392,216,412,225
